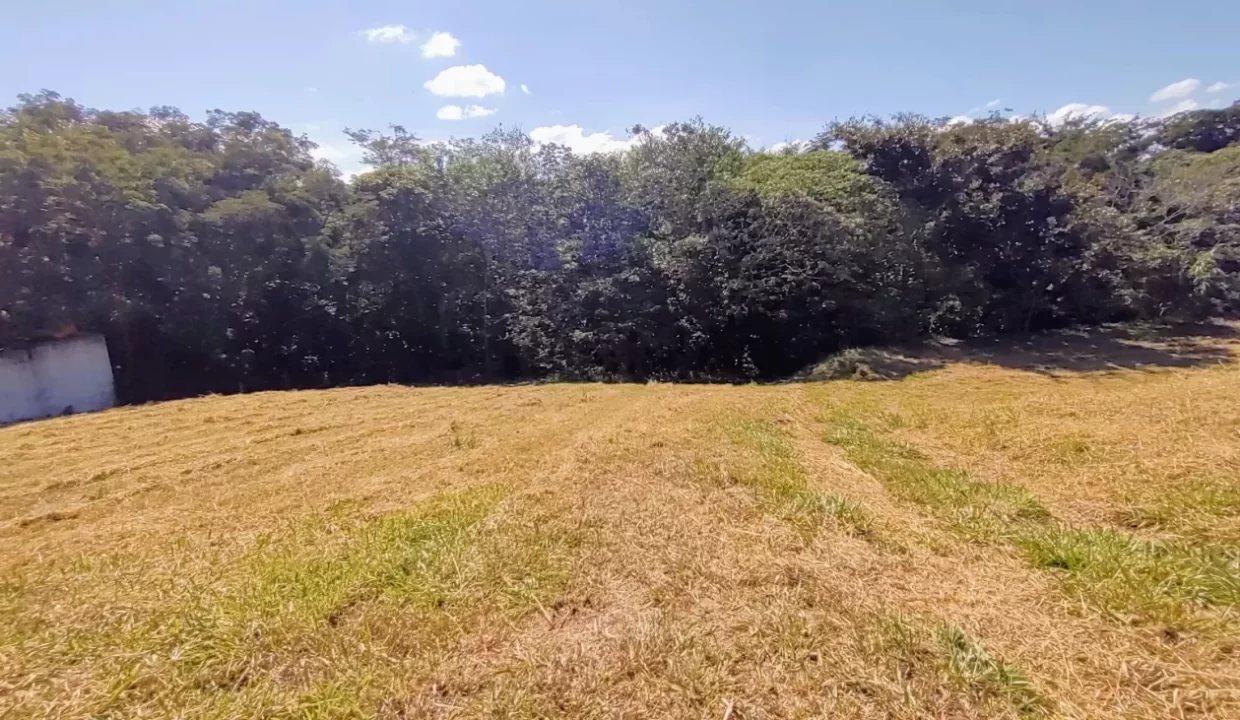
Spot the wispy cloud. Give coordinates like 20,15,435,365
1157,98,1200,118
1207,81,1236,94
436,105,497,120
309,137,366,181
529,125,664,154
953,98,1005,122
521,84,532,96
769,140,809,153
361,25,413,44
1150,78,1201,103
530,125,632,154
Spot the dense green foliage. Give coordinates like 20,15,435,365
2,91,1239,402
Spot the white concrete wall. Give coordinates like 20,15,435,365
0,335,116,424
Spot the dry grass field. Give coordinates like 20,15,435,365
3,324,1240,719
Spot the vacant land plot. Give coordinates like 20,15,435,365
3,325,1240,719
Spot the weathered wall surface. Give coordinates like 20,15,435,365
0,335,116,424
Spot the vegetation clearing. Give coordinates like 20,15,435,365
3,325,1240,719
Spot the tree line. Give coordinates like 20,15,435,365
2,91,1238,403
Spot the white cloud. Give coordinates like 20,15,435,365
310,143,350,163
310,140,365,181
1150,78,1201,103
528,125,640,154
362,25,413,44
421,31,460,58
1207,81,1236,94
769,140,809,153
528,124,667,155
1157,98,1200,117
521,84,532,96
1046,103,1114,126
305,87,319,94
436,104,497,120
424,64,505,97
953,99,1006,122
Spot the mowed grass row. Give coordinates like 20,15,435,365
715,414,1052,717
3,325,1240,718
1,486,582,717
819,403,1240,633
0,385,628,718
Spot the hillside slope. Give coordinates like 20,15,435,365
3,326,1240,719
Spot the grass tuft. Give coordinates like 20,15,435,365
1017,526,1240,629
871,613,930,671
448,420,481,450
1114,482,1240,542
862,614,1047,717
937,624,1047,717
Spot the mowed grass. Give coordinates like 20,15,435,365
3,325,1240,718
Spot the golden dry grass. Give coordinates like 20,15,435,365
3,324,1240,719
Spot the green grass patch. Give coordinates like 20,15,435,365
722,417,874,537
1114,482,1240,542
863,614,1046,717
178,485,576,687
821,410,1049,538
135,486,511,692
238,487,506,622
937,624,1046,717
1016,526,1240,630
820,403,1240,632
5,485,582,717
869,612,932,674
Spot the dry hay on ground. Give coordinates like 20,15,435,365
2,324,1240,719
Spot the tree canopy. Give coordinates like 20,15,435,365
3,91,1238,402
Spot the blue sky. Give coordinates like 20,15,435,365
3,0,1238,176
